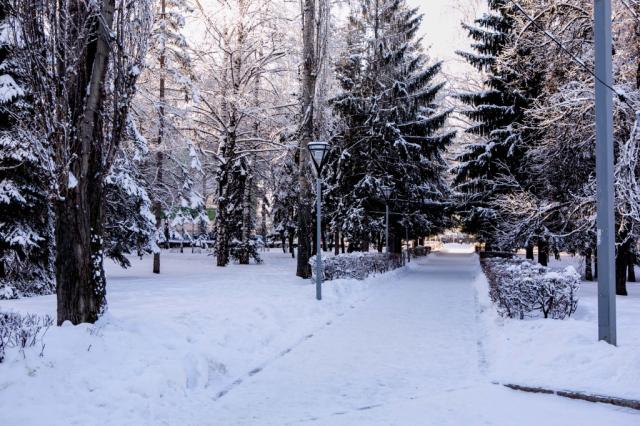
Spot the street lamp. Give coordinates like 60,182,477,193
308,141,330,301
380,185,392,254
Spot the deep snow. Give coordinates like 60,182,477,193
0,247,638,425
483,252,640,400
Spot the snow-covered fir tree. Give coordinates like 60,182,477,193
328,0,454,252
103,119,158,268
452,0,533,252
0,1,54,299
134,0,207,273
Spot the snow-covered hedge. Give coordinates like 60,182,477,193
0,312,53,363
482,258,579,319
310,252,403,281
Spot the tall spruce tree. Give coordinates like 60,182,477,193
0,1,54,299
136,0,201,274
328,0,454,252
453,0,541,252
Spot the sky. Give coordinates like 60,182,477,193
408,0,486,76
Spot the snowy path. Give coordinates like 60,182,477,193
205,251,638,425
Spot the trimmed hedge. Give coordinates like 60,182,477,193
310,252,404,281
482,258,579,319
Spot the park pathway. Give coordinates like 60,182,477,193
206,248,638,425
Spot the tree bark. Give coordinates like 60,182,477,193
321,222,327,252
628,249,636,282
615,239,629,296
585,248,593,281
537,239,548,267
239,172,252,265
288,231,295,258
334,230,339,255
153,0,167,274
526,243,534,260
56,0,115,325
296,0,317,278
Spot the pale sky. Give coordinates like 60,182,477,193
409,0,486,77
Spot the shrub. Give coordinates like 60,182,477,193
310,252,404,281
0,312,54,363
482,258,579,319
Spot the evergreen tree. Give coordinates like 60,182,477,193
103,119,157,268
328,0,453,252
135,0,203,273
0,1,54,299
452,0,521,250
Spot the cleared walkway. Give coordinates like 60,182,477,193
205,249,638,425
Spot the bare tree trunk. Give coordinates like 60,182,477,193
585,247,593,281
56,0,115,325
334,229,339,255
526,243,534,260
537,239,548,267
616,238,629,296
628,250,636,282
288,231,295,258
239,173,252,265
153,0,167,274
321,222,327,252
296,0,317,278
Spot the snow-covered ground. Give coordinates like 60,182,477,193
0,247,638,425
480,252,640,400
0,251,383,425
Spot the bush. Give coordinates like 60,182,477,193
482,258,579,319
0,312,54,363
310,252,404,281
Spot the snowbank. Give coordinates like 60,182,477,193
0,251,392,425
474,265,640,401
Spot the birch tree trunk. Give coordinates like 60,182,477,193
153,0,166,274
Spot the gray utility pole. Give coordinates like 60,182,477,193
315,177,322,301
594,0,616,345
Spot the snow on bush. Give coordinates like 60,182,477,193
311,252,403,281
0,312,53,363
483,258,579,319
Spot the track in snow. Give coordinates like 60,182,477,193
205,250,639,425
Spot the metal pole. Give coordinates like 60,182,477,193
385,203,390,254
594,0,616,345
316,177,322,301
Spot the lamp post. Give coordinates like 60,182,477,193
308,141,330,301
380,185,392,254
594,0,616,345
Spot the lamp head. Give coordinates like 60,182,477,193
307,141,330,174
380,185,393,200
